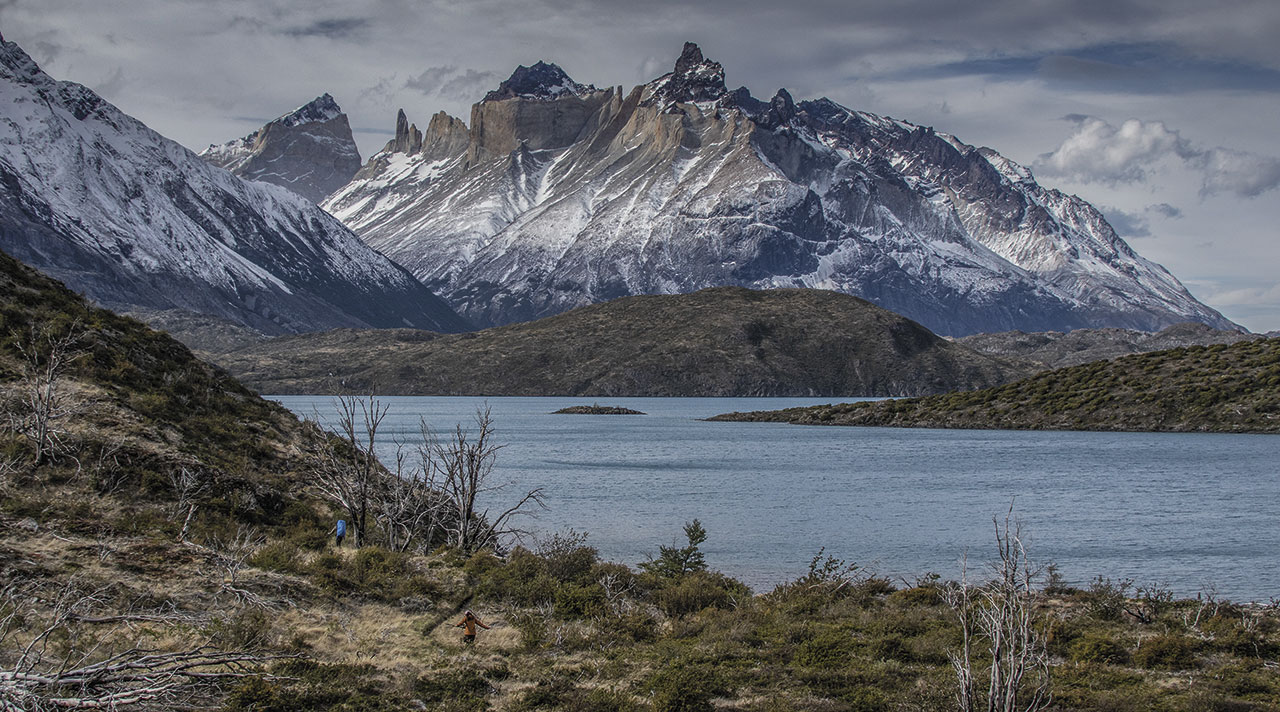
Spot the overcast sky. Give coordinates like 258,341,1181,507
4,0,1279,332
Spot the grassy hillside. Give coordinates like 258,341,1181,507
711,337,1280,433
4,250,1279,711
206,287,1028,397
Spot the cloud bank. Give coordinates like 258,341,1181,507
1036,116,1280,198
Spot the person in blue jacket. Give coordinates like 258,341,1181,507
335,519,347,547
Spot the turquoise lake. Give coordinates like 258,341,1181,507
272,395,1280,601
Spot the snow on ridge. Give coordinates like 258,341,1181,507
0,36,462,333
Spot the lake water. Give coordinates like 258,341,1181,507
272,395,1280,602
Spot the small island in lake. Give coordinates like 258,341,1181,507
553,404,646,415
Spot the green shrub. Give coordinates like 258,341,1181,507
654,571,749,617
537,529,599,583
640,520,709,580
251,540,306,574
413,668,493,711
648,664,719,712
888,585,943,606
598,610,658,644
794,626,857,668
555,582,607,619
1132,634,1198,670
224,660,399,712
1070,632,1130,664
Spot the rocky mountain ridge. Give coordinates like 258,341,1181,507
0,33,467,336
200,93,363,203
323,42,1234,336
956,322,1260,370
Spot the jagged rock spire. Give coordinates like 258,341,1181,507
390,108,423,154
645,41,727,106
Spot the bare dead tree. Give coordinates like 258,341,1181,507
945,507,1052,712
425,407,544,554
169,464,209,543
0,581,274,710
308,396,389,548
10,322,87,467
375,437,446,553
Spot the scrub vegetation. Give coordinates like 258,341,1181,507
711,337,1280,433
3,250,1279,710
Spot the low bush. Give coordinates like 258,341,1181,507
1132,634,1198,670
413,668,494,711
648,663,721,712
1069,632,1130,664
653,571,749,617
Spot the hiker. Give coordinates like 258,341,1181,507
454,610,490,645
335,519,346,547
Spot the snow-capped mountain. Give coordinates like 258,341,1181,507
324,43,1235,336
200,93,361,204
0,33,467,335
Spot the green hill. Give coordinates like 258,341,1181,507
710,338,1280,433
205,287,1028,397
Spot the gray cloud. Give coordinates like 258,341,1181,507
406,66,499,102
279,17,369,40
1196,148,1280,198
1037,116,1280,198
1102,206,1152,238
1101,202,1185,238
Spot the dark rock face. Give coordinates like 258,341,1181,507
0,36,468,336
484,61,592,101
201,94,362,204
645,41,728,106
325,42,1236,336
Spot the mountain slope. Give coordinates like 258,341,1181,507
710,338,1280,433
200,93,362,203
0,32,467,336
324,43,1232,336
956,323,1261,370
205,287,1029,397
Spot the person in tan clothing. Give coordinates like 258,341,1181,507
454,610,490,645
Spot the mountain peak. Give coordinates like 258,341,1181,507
645,41,727,106
483,61,593,101
277,93,343,127
200,92,360,203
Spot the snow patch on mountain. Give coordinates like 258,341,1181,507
323,43,1235,336
0,33,465,335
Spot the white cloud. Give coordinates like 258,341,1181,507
1036,116,1280,198
1034,116,1194,184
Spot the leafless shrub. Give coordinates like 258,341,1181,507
169,464,209,543
0,580,272,709
200,526,269,609
9,322,88,467
945,507,1051,712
